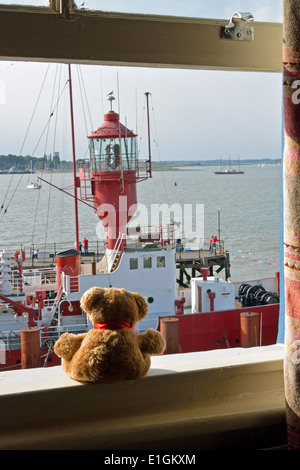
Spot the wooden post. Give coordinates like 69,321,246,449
160,317,179,354
240,312,259,348
21,327,41,369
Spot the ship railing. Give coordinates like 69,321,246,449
39,323,90,354
7,268,57,297
41,322,90,340
79,156,137,176
0,322,91,360
129,225,176,248
49,283,64,318
22,268,57,285
60,271,80,295
136,158,151,181
6,272,26,297
61,271,68,294
0,329,22,363
78,161,93,201
161,224,176,246
79,156,150,182
1,241,106,264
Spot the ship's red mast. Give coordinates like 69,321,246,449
68,64,80,252
145,92,152,178
79,92,152,250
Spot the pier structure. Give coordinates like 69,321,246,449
176,248,231,286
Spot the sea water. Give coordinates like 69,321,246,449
0,163,281,282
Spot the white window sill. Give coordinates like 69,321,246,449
0,344,285,450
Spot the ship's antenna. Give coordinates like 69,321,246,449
107,90,115,111
145,92,152,178
99,69,104,119
116,72,124,191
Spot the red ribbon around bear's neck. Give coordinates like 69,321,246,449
93,320,132,331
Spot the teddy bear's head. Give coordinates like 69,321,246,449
80,287,148,326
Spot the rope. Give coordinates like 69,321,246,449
0,73,69,223
148,94,170,206
137,101,145,159
42,64,61,255
41,341,55,367
32,65,63,244
59,68,69,240
0,64,51,216
77,65,94,133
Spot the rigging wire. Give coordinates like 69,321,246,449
30,80,69,158
52,65,62,155
32,64,61,244
77,65,94,133
0,63,51,214
73,65,95,237
149,95,170,206
32,65,64,244
137,99,145,159
99,69,104,121
116,71,124,192
76,65,89,136
59,66,69,240
31,180,42,245
138,93,170,206
42,64,61,253
0,73,69,223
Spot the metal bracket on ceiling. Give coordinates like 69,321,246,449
221,11,254,41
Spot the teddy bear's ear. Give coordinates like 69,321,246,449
132,292,148,320
80,286,106,313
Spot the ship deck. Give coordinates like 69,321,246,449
10,247,231,285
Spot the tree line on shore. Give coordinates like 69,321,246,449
0,154,72,171
0,154,281,172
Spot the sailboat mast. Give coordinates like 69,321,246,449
68,64,80,252
145,92,152,178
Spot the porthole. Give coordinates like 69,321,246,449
129,258,138,269
143,257,152,269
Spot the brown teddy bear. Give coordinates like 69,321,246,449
54,286,166,383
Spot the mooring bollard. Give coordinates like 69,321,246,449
20,327,41,369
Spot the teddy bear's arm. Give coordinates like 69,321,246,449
137,329,166,356
54,332,87,361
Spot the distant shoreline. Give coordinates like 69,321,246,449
0,158,281,174
148,158,281,171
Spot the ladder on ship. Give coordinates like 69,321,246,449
79,161,94,201
107,233,125,273
47,284,64,327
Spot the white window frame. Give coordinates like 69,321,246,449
0,1,285,450
0,1,282,72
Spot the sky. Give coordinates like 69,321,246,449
0,0,283,163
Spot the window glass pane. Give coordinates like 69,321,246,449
157,256,165,268
0,0,49,5
0,61,281,282
129,258,138,269
143,257,152,269
0,0,281,21
80,0,282,23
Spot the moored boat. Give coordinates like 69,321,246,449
27,181,41,189
214,169,244,174
214,155,245,174
0,243,280,370
0,73,279,371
